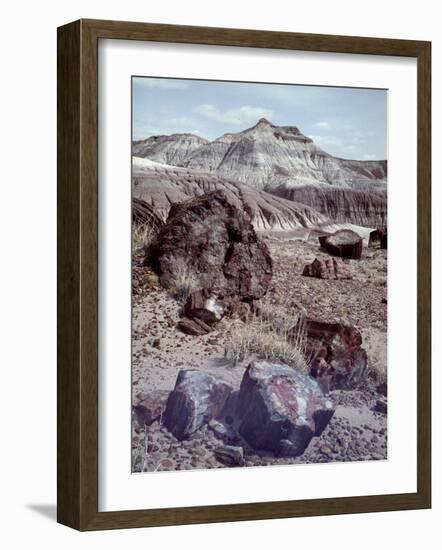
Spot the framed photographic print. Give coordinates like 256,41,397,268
57,19,431,530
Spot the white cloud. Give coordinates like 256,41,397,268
309,135,343,148
362,153,377,160
133,115,204,140
312,121,331,129
165,116,198,127
194,104,274,126
134,78,189,90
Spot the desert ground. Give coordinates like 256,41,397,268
131,228,387,473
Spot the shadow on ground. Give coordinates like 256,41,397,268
26,504,57,521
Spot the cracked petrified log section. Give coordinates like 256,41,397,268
163,370,232,440
236,361,335,457
319,229,363,259
302,257,352,280
299,319,368,391
148,190,273,304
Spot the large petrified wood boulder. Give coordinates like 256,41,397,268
236,361,335,457
302,257,352,280
298,319,367,391
163,370,232,440
148,191,272,304
319,229,362,259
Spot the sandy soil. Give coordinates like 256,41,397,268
131,231,388,473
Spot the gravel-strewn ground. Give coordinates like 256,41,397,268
131,231,388,473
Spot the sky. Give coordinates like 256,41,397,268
132,77,387,161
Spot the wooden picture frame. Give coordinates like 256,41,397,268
57,18,431,531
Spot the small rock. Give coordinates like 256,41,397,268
208,418,239,444
184,290,225,325
373,399,387,414
208,419,229,440
133,390,169,427
214,445,245,466
177,317,211,336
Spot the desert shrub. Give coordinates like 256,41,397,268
170,258,199,303
226,300,307,372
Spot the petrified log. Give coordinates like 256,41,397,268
368,228,388,249
177,317,212,336
319,229,362,259
296,319,367,391
302,257,352,280
163,370,232,440
236,361,335,457
148,191,272,303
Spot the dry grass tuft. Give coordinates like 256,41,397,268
170,259,199,304
132,222,155,251
226,299,308,372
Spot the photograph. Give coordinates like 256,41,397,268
130,76,388,473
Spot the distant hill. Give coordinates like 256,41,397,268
133,118,387,227
132,157,327,231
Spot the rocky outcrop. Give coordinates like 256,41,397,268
148,190,273,304
132,157,326,230
302,257,352,280
272,185,387,228
132,133,208,166
236,361,335,457
319,229,363,259
163,370,232,440
299,319,368,391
